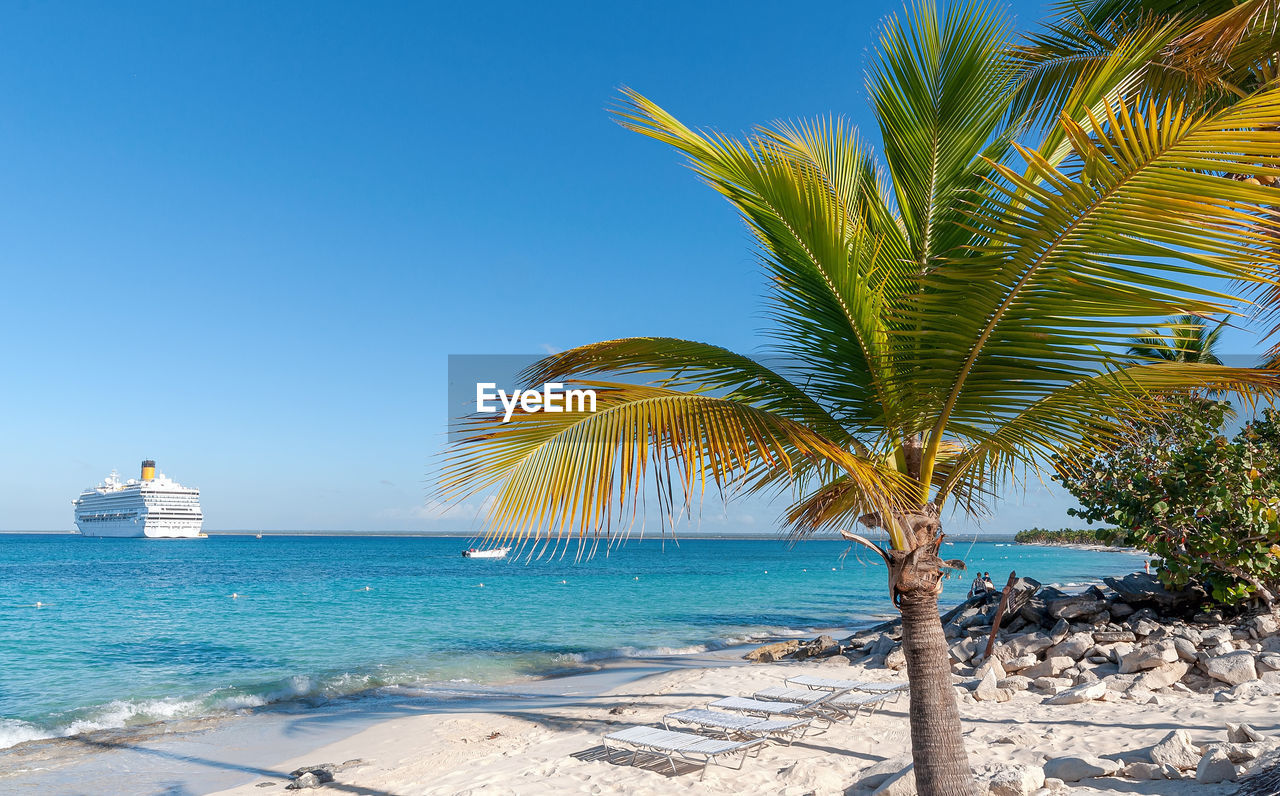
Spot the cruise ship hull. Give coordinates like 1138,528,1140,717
76,517,203,538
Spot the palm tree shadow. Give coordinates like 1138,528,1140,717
55,736,399,796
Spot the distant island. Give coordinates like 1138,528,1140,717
1014,526,1126,550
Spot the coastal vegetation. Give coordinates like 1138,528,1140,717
1058,399,1280,606
442,1,1280,792
1014,528,1118,547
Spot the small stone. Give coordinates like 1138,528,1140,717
885,647,907,670
1042,756,1120,783
1150,729,1202,770
1048,618,1070,644
1195,748,1237,784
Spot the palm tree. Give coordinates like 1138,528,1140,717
441,2,1280,792
1128,315,1225,363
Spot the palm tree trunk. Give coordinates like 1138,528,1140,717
898,582,977,795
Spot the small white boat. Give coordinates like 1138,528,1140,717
462,546,510,559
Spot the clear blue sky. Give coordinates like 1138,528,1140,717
0,0,1263,533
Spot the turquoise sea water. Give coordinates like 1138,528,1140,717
0,534,1143,748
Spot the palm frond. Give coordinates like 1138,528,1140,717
439,382,910,552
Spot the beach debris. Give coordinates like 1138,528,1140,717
1042,755,1120,782
486,731,501,739
1149,730,1202,770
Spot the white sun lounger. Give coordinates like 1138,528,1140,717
752,687,893,720
708,694,835,723
602,725,767,780
785,674,909,696
663,708,812,744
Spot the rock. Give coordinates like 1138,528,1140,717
1023,656,1073,679
1123,761,1166,780
1206,742,1272,763
1109,600,1135,618
1040,777,1068,794
1031,676,1072,694
974,668,1000,701
856,755,912,790
1092,630,1137,644
745,639,800,662
975,657,1006,681
1004,654,1038,672
1150,730,1202,770
1103,572,1197,610
1047,596,1107,621
1047,618,1070,644
1045,681,1107,705
1227,723,1266,743
1134,661,1189,691
1042,756,1120,783
870,766,917,796
1201,627,1234,648
987,764,1046,796
992,728,1038,745
950,636,980,663
1173,637,1198,663
1008,633,1053,658
885,647,907,670
792,634,840,660
998,676,1032,692
1253,614,1279,638
1101,673,1141,692
1258,652,1280,672
1049,632,1093,661
1118,643,1178,673
1205,650,1259,686
285,769,334,790
1196,748,1237,784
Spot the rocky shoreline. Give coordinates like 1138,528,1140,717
747,571,1280,791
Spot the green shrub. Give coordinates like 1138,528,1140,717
1055,398,1280,605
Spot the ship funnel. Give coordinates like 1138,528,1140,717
141,460,156,480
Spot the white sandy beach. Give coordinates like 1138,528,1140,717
207,652,1271,795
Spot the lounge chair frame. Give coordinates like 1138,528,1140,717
602,725,766,780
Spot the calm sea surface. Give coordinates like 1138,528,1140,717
0,534,1143,747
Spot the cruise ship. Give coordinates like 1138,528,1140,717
73,460,204,538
